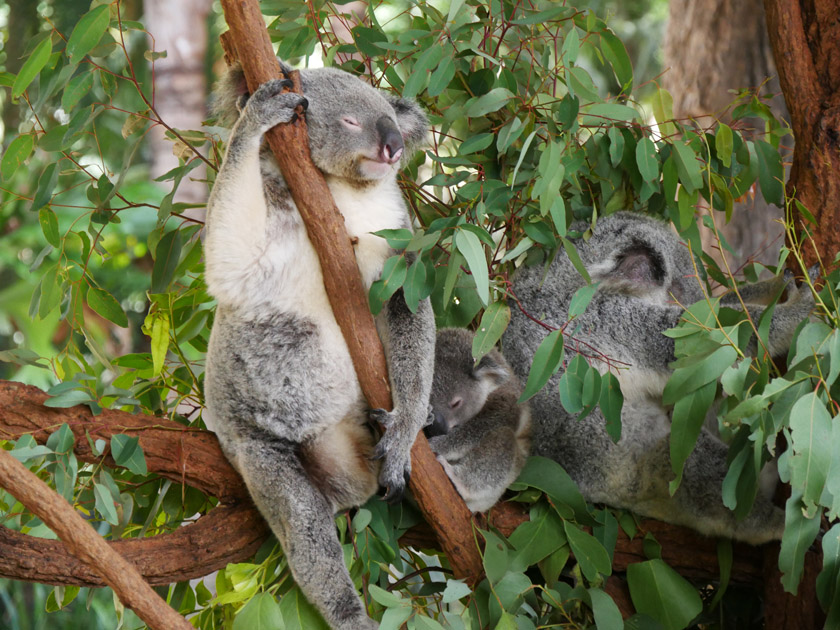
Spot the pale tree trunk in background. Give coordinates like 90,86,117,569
663,0,786,274
144,0,212,219
3,0,39,139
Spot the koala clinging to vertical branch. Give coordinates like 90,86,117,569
203,61,434,630
503,212,814,544
426,328,531,512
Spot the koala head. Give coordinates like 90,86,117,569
212,61,428,185
582,212,704,305
427,328,511,436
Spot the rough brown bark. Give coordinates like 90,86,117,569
0,380,269,586
0,379,796,593
664,0,786,273
764,0,840,269
763,542,826,629
0,448,192,630
217,0,483,584
0,504,267,587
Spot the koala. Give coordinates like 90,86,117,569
202,62,434,630
502,211,815,544
424,328,531,512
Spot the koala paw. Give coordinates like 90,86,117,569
243,79,308,132
368,408,394,428
369,412,413,503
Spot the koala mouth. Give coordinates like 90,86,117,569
358,156,398,180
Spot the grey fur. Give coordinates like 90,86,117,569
204,63,433,630
426,328,531,512
502,212,814,544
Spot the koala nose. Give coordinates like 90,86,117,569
424,411,449,438
376,116,404,164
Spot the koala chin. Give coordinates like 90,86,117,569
203,61,434,630
503,212,815,545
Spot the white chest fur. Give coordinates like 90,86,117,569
329,178,406,289
254,177,406,319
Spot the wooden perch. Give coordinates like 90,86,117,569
217,0,483,584
0,436,191,630
0,379,795,598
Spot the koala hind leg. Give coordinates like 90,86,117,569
235,436,377,630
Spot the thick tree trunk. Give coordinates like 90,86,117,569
664,0,786,273
764,0,840,269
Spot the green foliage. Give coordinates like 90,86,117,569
0,0,835,629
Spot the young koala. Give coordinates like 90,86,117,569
425,328,531,512
502,212,815,544
203,62,433,630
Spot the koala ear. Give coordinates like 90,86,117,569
606,244,666,290
473,354,510,389
385,94,428,154
210,62,250,126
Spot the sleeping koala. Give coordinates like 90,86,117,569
503,212,814,544
426,328,531,512
203,62,433,630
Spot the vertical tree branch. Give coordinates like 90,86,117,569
217,0,483,583
764,0,840,268
0,448,193,630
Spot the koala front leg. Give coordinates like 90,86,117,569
370,291,436,501
205,80,307,294
235,437,377,630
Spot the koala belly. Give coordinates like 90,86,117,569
300,415,380,511
205,305,365,447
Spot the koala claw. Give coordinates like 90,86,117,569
381,471,410,504
807,263,820,283
243,80,307,130
381,484,404,504
783,268,795,283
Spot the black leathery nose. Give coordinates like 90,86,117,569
423,411,448,438
376,116,404,162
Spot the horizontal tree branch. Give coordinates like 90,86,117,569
0,380,270,585
0,380,799,597
0,442,192,630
